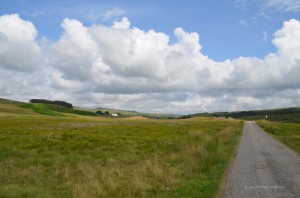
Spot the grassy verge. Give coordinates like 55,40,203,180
0,102,243,197
257,120,300,154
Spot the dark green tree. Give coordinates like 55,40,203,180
96,110,103,115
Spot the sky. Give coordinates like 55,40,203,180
0,0,300,114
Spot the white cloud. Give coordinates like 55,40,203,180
235,0,248,9
0,14,44,71
112,17,130,29
272,19,300,61
86,7,126,22
238,0,300,12
103,7,126,20
263,0,300,12
51,18,99,81
1,14,300,113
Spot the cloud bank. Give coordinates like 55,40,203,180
0,14,300,113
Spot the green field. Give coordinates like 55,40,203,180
0,100,243,197
257,120,300,154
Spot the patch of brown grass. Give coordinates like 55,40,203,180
122,116,149,120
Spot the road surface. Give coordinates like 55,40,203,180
224,121,300,198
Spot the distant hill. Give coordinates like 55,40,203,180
75,107,180,119
188,107,300,123
4,97,298,122
0,98,23,104
0,98,180,119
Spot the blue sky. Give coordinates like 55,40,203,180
2,0,299,61
1,0,300,113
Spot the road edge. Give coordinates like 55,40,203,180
216,121,245,198
255,121,300,157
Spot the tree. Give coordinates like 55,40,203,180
95,110,103,115
104,111,109,116
30,99,73,109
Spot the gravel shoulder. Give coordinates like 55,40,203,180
224,121,300,198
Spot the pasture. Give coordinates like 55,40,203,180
0,100,243,197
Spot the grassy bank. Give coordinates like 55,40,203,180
0,101,243,197
257,120,300,154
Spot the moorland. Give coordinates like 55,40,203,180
0,98,243,197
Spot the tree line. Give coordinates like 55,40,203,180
95,110,109,116
30,99,73,109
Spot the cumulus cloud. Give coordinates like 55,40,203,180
272,19,300,61
1,14,300,113
0,14,43,71
51,18,99,81
112,17,130,29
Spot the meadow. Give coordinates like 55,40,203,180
0,100,243,197
257,120,300,154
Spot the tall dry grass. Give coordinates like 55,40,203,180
0,102,243,197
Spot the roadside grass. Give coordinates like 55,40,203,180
257,120,300,154
0,102,243,197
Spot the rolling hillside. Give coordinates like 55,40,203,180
0,98,179,119
0,97,243,197
190,107,300,123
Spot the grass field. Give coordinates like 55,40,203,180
0,100,243,197
257,120,300,154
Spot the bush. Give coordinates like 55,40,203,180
96,110,104,115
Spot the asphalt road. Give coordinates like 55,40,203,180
224,121,300,198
